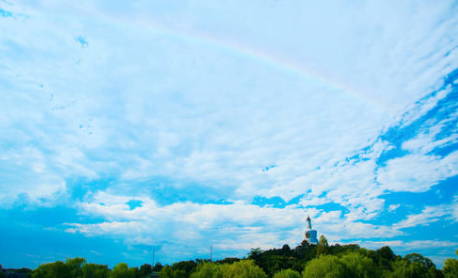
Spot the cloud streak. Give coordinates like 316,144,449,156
1,0,458,268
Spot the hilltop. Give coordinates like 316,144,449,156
3,237,458,278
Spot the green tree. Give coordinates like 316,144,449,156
404,253,434,269
216,258,240,265
281,245,292,255
443,250,458,278
153,262,164,272
303,255,347,278
171,260,197,276
376,246,396,271
81,263,109,278
340,252,381,278
377,247,395,260
109,263,136,278
385,256,443,278
159,266,186,278
32,261,70,278
219,260,267,278
248,248,263,260
315,235,329,257
273,269,301,278
66,257,87,278
139,264,152,277
264,255,291,276
190,263,223,278
159,266,174,278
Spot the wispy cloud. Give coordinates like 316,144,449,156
1,0,458,268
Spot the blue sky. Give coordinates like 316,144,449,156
1,0,458,269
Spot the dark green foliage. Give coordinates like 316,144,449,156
244,239,362,276
190,263,222,278
329,244,360,256
109,263,137,278
405,253,434,269
248,248,263,260
32,258,109,278
159,266,186,278
32,261,69,278
67,258,87,278
21,241,458,278
377,246,396,262
216,258,240,265
377,246,396,271
383,253,443,278
153,262,164,272
385,259,431,278
443,250,458,278
315,235,329,257
358,246,396,271
302,255,347,278
248,244,301,276
272,269,301,278
220,260,267,278
191,260,266,278
158,260,198,278
171,260,198,275
292,242,317,263
339,252,381,278
139,264,152,277
81,263,109,278
0,268,33,278
282,245,291,253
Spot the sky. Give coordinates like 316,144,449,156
1,0,458,270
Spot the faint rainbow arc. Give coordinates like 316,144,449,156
124,18,392,115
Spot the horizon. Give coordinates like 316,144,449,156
1,0,458,270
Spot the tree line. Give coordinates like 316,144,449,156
2,236,458,278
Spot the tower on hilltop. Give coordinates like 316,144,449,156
304,216,318,244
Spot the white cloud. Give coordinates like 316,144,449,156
68,191,403,250
378,151,458,193
63,188,458,263
388,204,400,212
0,147,67,207
453,196,458,220
1,0,458,265
394,205,456,230
1,0,457,207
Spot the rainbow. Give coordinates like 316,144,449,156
96,12,392,115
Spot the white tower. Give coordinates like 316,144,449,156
304,216,318,244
